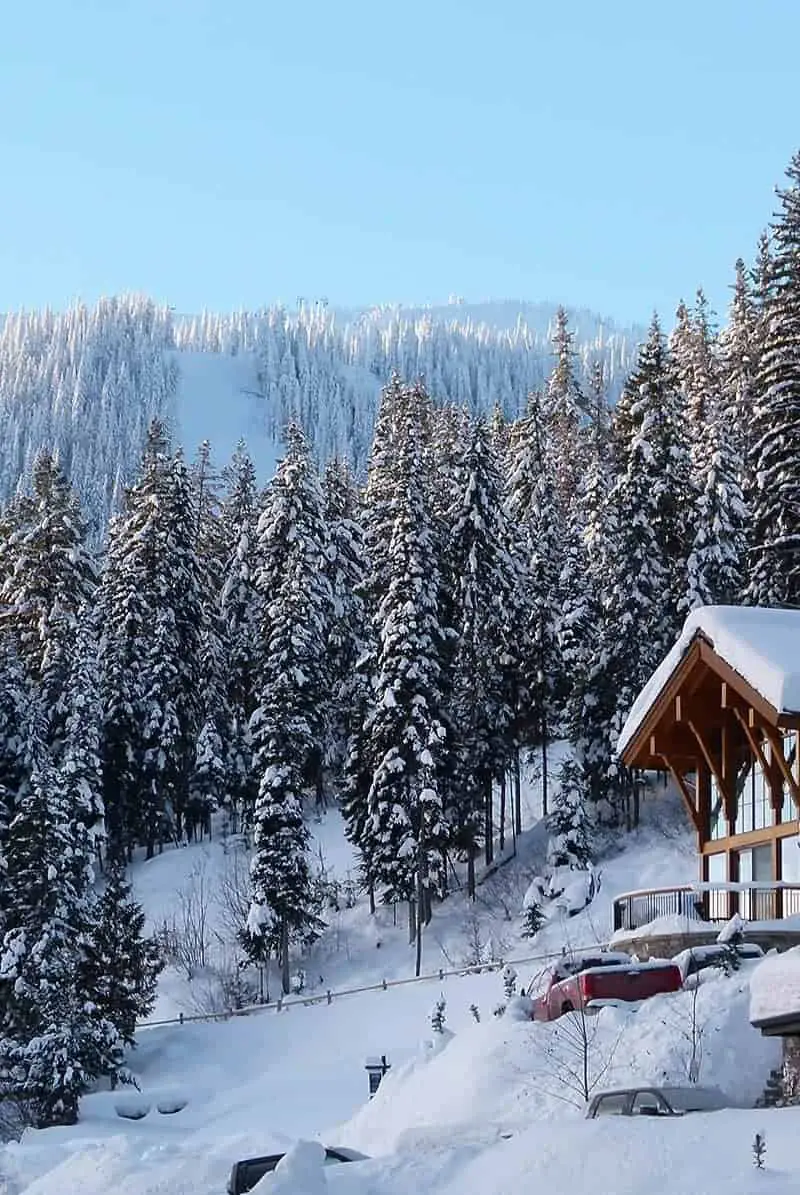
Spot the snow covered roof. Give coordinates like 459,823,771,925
617,605,800,757
750,946,800,1027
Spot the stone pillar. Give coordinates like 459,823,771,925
782,1035,800,1103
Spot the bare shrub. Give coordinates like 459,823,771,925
161,860,213,979
534,1007,623,1107
184,949,259,1018
215,845,251,947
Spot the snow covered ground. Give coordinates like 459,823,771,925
3,766,795,1195
169,349,280,482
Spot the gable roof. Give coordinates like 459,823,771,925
617,605,800,757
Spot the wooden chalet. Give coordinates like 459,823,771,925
618,606,800,922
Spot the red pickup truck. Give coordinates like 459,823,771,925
529,951,682,1022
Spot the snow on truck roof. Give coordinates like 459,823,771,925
617,604,800,756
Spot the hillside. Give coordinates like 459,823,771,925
0,296,642,540
0,776,787,1195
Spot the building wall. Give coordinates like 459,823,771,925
699,732,800,919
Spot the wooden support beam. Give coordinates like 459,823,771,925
761,723,800,814
732,707,784,813
687,719,734,825
660,754,702,835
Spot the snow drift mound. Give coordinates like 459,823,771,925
338,966,779,1154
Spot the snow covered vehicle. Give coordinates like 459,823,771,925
528,950,682,1021
586,1084,728,1118
227,1145,367,1194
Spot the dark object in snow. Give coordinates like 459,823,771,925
365,1054,391,1097
227,1146,368,1194
753,1132,766,1169
586,1085,728,1119
114,1099,151,1120
156,1098,187,1115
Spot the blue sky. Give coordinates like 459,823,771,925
1,0,798,325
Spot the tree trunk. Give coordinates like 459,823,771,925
280,920,290,995
513,749,522,838
499,772,506,853
440,849,448,898
467,851,476,900
415,862,424,978
484,776,494,866
408,898,416,946
368,883,376,915
541,714,549,818
633,774,641,828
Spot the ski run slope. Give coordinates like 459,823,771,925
1,775,796,1195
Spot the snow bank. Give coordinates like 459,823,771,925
337,966,778,1154
610,913,711,944
618,604,800,753
750,946,800,1025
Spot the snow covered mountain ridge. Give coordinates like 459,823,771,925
0,294,642,540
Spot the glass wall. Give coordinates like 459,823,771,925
782,835,800,916
739,844,773,919
735,743,773,836
709,774,727,840
706,851,727,920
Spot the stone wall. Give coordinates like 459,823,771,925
614,928,800,962
783,1036,800,1103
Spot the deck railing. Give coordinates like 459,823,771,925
612,882,800,933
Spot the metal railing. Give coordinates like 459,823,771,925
612,882,800,933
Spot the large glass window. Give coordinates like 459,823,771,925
706,851,727,920
739,844,774,920
710,775,727,840
782,836,800,916
783,732,798,825
735,744,777,836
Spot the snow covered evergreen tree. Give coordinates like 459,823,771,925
546,759,592,870
674,293,746,608
323,458,368,802
99,422,204,858
362,396,448,970
246,424,332,991
447,420,522,887
0,745,123,1125
0,452,97,743
83,858,162,1047
746,153,800,607
189,441,230,838
219,442,261,828
505,392,562,813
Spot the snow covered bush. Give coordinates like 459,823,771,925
502,965,518,1000
430,996,447,1034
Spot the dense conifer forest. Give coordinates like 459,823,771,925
3,148,800,1128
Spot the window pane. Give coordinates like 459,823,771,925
753,844,773,882
593,1093,629,1116
710,775,727,840
782,836,800,916
735,767,753,835
707,852,727,920
739,848,752,919
631,1092,667,1116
